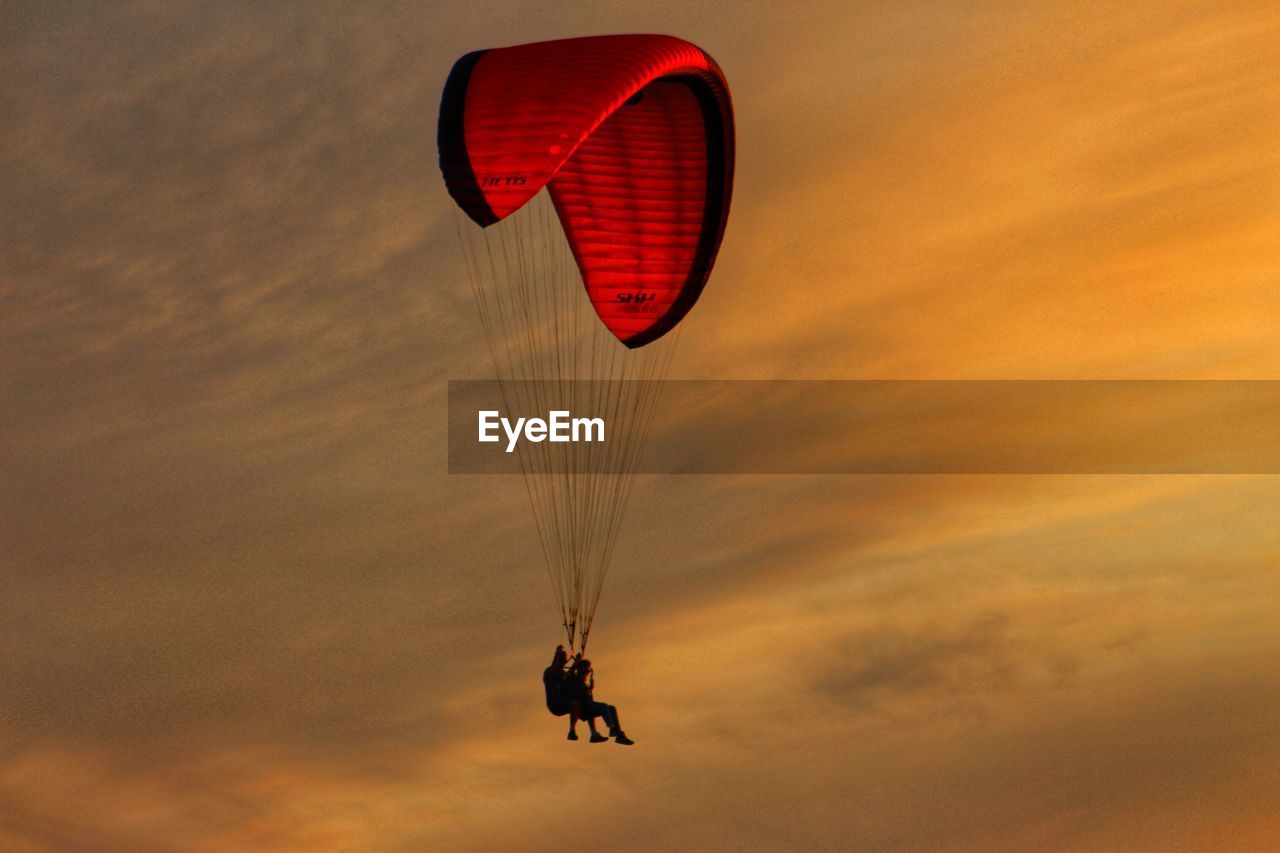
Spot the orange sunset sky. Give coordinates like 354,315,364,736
2,2,1279,850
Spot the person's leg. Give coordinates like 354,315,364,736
595,703,616,733
583,702,609,742
567,700,581,740
601,702,633,744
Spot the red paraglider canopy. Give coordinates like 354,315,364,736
438,34,734,348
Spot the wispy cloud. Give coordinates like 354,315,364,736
3,1,1279,850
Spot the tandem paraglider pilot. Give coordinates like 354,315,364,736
543,645,633,746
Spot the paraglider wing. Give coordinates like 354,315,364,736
438,34,734,347
438,34,734,653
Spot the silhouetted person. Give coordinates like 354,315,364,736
543,645,574,721
563,656,633,745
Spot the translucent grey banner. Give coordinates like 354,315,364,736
448,380,1280,474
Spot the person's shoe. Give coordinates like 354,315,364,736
590,732,609,743
614,732,634,746
567,730,579,741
